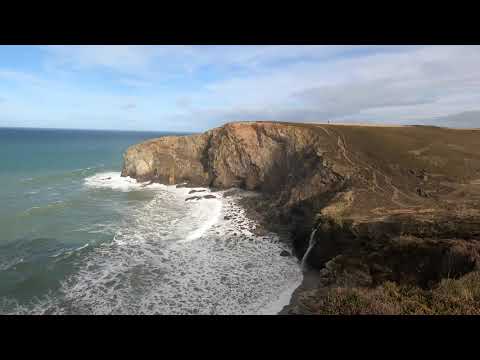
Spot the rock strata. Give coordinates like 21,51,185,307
122,121,480,314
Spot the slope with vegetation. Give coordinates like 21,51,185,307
122,121,480,314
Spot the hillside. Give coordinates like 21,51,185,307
122,121,480,314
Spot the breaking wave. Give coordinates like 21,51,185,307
6,172,302,315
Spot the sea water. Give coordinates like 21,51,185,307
0,127,301,314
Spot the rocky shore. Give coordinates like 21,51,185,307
122,121,480,314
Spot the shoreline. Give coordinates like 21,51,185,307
214,188,303,315
86,172,303,314
218,189,304,314
120,121,480,314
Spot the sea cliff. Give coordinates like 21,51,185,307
122,121,480,314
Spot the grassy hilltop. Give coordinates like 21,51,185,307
123,121,480,314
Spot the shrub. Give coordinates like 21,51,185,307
310,271,480,315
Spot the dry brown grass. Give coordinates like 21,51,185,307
311,271,480,315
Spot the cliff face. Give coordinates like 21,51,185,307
122,121,480,314
122,133,212,185
122,122,350,206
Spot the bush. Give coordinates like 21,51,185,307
310,271,480,315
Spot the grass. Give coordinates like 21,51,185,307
309,271,480,315
333,125,480,178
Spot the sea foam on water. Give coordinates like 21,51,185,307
10,172,302,315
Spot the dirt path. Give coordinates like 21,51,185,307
337,135,355,166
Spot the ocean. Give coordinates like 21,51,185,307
0,127,301,314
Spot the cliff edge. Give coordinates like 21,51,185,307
122,121,480,314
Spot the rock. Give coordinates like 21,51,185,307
280,250,291,257
122,121,480,314
121,122,345,195
223,189,242,198
185,196,202,201
416,187,429,197
188,189,206,194
141,180,154,187
224,216,231,220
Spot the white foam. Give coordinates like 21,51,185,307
182,196,223,242
83,172,139,192
22,201,66,216
11,178,302,315
256,277,302,315
24,206,42,213
84,172,168,192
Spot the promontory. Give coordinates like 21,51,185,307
122,121,480,314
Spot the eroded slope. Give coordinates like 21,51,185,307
122,121,480,314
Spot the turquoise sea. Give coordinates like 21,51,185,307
0,127,302,315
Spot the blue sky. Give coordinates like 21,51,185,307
0,45,479,131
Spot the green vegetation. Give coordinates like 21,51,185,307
310,271,480,315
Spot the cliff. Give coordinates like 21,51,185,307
122,121,480,314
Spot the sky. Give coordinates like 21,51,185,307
0,45,479,132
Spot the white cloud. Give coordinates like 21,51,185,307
182,46,480,128
44,45,154,73
0,70,45,86
40,45,385,81
3,45,480,130
122,103,137,110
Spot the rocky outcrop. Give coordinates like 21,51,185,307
122,121,480,314
122,122,346,197
121,133,212,185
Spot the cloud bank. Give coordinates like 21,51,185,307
0,45,479,130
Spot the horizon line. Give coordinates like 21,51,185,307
0,125,197,134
